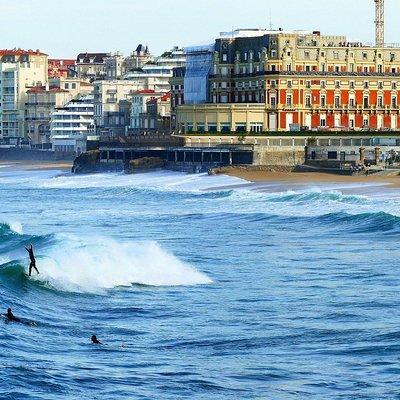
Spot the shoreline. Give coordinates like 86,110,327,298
0,160,72,171
217,167,400,189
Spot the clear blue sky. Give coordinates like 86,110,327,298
1,0,400,58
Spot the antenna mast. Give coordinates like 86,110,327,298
375,0,385,47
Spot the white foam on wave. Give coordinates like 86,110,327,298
38,170,247,192
8,221,23,235
33,235,212,293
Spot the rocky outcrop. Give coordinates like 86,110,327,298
209,165,294,175
127,157,166,173
72,150,100,174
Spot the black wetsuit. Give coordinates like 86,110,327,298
91,335,101,344
5,310,20,322
26,246,39,276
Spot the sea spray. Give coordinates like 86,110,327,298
34,235,213,293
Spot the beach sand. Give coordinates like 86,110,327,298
0,160,72,171
220,167,400,189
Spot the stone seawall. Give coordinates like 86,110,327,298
253,146,306,167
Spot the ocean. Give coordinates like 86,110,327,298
0,166,399,399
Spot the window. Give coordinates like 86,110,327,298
333,51,339,60
364,81,369,89
244,52,248,61
286,64,292,72
390,53,395,62
305,65,311,72
321,81,326,89
349,97,355,107
335,96,340,108
287,80,292,88
320,95,326,107
271,50,277,58
378,96,383,107
222,53,228,62
270,96,276,107
321,63,326,72
320,117,327,127
335,80,340,89
363,118,369,127
305,51,310,59
305,95,311,107
286,94,292,106
363,67,368,73
392,96,397,108
327,151,337,159
378,81,383,89
363,96,369,108
335,66,340,72
363,52,368,60
305,80,311,88
349,63,354,72
392,82,397,90
378,65,383,73
349,81,355,89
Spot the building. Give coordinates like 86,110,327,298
129,90,165,132
125,46,186,93
93,81,138,135
48,59,76,79
124,44,153,73
104,52,125,80
175,29,400,134
25,86,73,144
0,49,48,139
76,53,110,81
50,95,94,153
50,77,93,98
135,92,171,133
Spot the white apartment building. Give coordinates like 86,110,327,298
0,50,48,138
130,90,164,130
124,47,186,93
50,95,94,153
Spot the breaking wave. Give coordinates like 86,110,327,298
0,225,212,294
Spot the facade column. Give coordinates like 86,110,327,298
374,147,381,165
359,147,365,165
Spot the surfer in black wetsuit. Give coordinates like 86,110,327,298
4,308,21,322
25,244,39,276
91,335,102,344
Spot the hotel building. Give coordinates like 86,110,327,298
174,29,400,133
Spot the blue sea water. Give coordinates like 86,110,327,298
0,166,400,399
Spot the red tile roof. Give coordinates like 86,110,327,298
0,49,47,56
132,89,156,94
27,86,69,93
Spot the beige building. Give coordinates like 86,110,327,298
50,77,93,98
93,80,139,135
25,86,73,144
0,49,48,138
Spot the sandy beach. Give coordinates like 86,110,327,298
219,167,400,189
0,160,72,171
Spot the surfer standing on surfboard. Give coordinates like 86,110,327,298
25,244,39,276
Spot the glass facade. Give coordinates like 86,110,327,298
184,45,214,105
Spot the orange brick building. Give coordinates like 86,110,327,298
175,29,400,133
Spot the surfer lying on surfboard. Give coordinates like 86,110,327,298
3,308,21,322
2,308,36,326
25,244,39,276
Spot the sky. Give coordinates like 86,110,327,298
1,0,400,58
